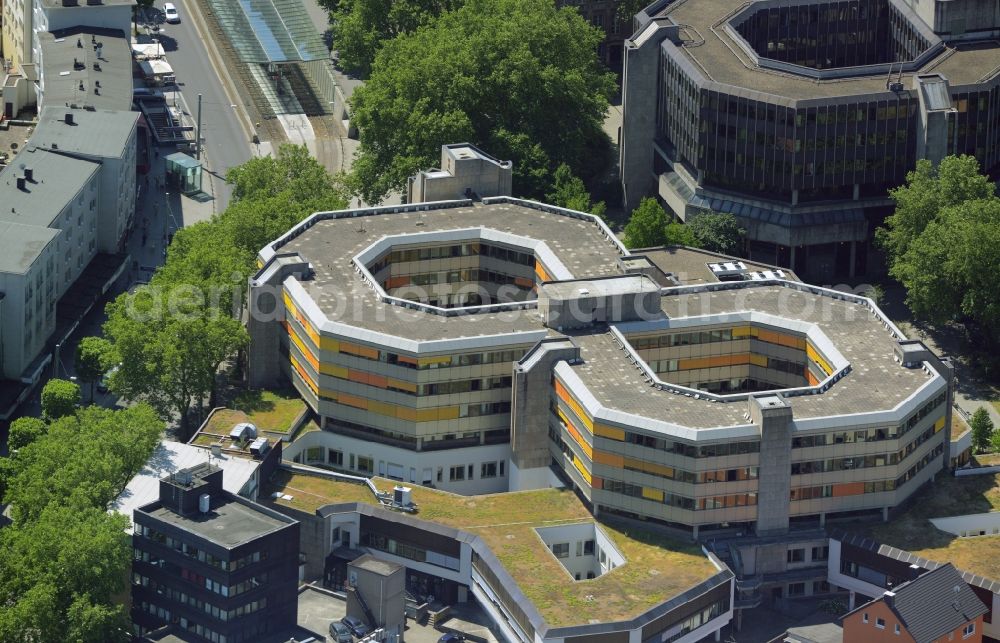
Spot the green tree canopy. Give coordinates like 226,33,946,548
76,336,111,401
0,505,132,642
101,145,344,430
0,405,159,641
623,198,668,248
7,417,47,452
687,212,746,256
348,0,616,203
545,163,606,218
971,407,995,454
40,379,80,420
878,156,1000,354
2,405,162,523
331,0,461,76
878,156,996,266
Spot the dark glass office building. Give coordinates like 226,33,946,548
131,464,300,643
621,0,1000,278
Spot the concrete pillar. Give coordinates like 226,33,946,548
853,183,860,200
790,245,796,272
882,506,889,522
751,395,794,536
819,512,826,527
791,189,799,206
692,524,699,541
715,628,721,641
849,591,856,610
849,241,857,278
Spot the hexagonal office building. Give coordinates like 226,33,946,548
620,0,1000,279
247,197,956,540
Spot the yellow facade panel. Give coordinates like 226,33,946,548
572,455,592,484
642,487,665,502
594,423,626,442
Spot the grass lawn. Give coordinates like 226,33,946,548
204,390,306,434
869,471,1000,580
265,470,717,627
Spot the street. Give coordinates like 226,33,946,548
154,0,254,210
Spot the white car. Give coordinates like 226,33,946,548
163,3,180,23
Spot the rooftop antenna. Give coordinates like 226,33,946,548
885,61,895,90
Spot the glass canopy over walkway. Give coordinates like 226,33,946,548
205,0,329,64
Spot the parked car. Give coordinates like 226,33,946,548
438,634,465,643
341,615,370,639
329,621,353,643
163,3,180,23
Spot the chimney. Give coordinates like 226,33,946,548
64,113,74,125
16,177,26,191
24,168,33,182
76,38,82,48
883,590,896,607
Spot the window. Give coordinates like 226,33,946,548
876,617,886,629
863,613,869,624
963,623,975,638
481,462,498,478
357,456,373,474
787,548,805,563
328,450,344,466
895,624,900,635
467,464,474,480
787,582,805,597
551,543,569,559
449,466,465,481
811,546,829,561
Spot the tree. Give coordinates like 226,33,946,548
76,337,110,401
101,146,341,431
7,417,47,452
0,507,132,642
878,156,1000,367
103,292,248,433
622,197,669,248
349,0,616,203
40,379,80,420
878,156,996,266
665,221,700,247
688,212,746,256
971,407,995,454
545,163,606,217
2,405,161,522
0,404,158,641
330,0,462,77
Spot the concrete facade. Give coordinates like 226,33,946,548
0,147,100,379
407,144,512,203
620,0,1000,278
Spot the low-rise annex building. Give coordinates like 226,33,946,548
247,196,955,542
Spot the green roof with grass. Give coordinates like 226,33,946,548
869,471,1000,581
265,469,719,628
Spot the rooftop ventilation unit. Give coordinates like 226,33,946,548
199,493,210,513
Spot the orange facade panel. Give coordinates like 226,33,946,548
554,378,594,432
559,409,593,459
385,276,410,289
340,342,380,360
832,482,865,497
593,451,624,468
534,261,551,283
